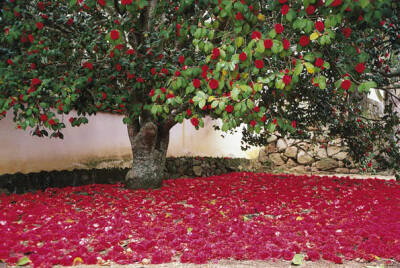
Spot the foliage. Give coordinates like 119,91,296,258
0,0,399,167
0,173,399,266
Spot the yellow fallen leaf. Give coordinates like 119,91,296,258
310,32,319,40
296,216,303,221
257,14,265,21
73,257,83,266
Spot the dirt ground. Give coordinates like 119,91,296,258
71,259,398,268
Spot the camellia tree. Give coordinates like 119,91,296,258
1,0,399,188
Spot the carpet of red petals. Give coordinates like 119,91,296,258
0,172,399,267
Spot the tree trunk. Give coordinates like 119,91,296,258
125,121,170,189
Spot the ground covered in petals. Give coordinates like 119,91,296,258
0,173,399,267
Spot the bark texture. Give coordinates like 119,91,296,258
125,121,170,189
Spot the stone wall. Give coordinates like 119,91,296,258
0,157,252,194
258,134,359,174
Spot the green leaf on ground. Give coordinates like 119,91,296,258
291,254,303,266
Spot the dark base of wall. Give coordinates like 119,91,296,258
0,157,251,194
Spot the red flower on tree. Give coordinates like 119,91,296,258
299,35,310,46
275,23,284,34
235,12,244,20
121,0,133,5
225,105,234,113
281,5,289,15
36,22,44,30
255,60,264,69
193,79,201,88
306,5,315,15
342,27,352,39
264,39,273,49
341,79,352,90
190,117,199,127
330,0,342,7
211,48,220,59
282,39,290,50
251,31,261,40
283,75,292,85
355,62,366,74
315,58,324,67
315,21,325,32
209,79,219,89
110,30,120,40
239,52,247,61
250,120,256,127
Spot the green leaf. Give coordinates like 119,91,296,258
17,256,30,266
360,0,369,8
246,99,254,109
256,40,265,54
235,36,244,48
286,10,296,22
199,99,206,109
291,254,304,266
294,63,303,76
268,29,276,39
267,122,276,132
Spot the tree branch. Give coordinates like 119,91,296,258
379,69,400,78
145,0,158,33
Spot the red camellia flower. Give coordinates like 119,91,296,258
239,52,247,61
281,5,289,15
98,0,106,6
250,120,256,127
121,0,133,4
40,114,48,122
330,0,342,7
110,30,120,40
37,1,45,10
186,109,192,116
211,48,220,59
69,117,74,124
161,68,169,75
149,89,155,96
251,31,261,40
225,105,234,113
126,49,135,55
279,0,288,3
179,56,185,64
291,120,297,128
31,78,42,86
235,12,244,20
283,75,292,85
209,79,219,89
315,21,325,32
36,22,44,30
115,64,122,71
254,106,260,112
193,79,201,88
342,27,352,39
190,117,199,127
299,35,310,46
48,119,55,125
261,115,267,122
264,39,273,49
161,87,167,93
151,68,157,75
341,79,352,90
6,59,13,65
306,5,315,15
255,60,264,69
355,62,366,74
275,23,284,34
28,34,34,43
30,63,36,69
166,93,174,99
282,39,290,50
315,58,324,67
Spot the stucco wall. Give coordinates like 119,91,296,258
0,112,258,175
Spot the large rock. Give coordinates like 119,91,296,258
285,158,297,168
297,142,310,151
258,148,269,163
333,151,348,160
335,168,350,173
269,153,285,166
265,142,278,153
315,158,339,171
290,166,307,173
297,150,313,164
266,134,278,143
276,139,288,152
284,146,298,158
193,166,203,176
315,147,328,159
327,146,341,156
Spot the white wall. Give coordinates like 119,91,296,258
0,112,258,175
